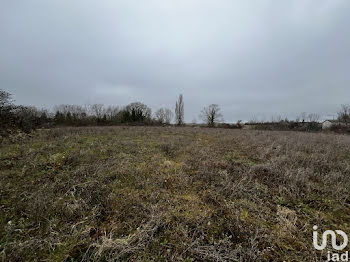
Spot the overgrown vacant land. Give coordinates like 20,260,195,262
1,127,350,261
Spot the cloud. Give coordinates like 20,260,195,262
0,0,349,121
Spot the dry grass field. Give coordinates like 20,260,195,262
1,126,350,261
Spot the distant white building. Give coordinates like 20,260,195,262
322,120,348,129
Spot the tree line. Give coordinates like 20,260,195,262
1,88,350,135
53,100,179,126
0,90,187,134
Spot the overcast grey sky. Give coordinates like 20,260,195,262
1,0,349,122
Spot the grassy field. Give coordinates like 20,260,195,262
1,126,350,261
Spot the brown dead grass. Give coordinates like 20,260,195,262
1,126,350,261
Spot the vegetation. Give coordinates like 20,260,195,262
175,94,184,125
245,121,322,132
1,126,350,261
200,104,223,127
1,90,183,136
2,88,350,134
338,104,350,124
154,108,173,124
120,102,152,124
0,90,49,135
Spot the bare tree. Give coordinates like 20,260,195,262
0,89,13,107
200,104,223,127
164,108,173,124
155,108,165,124
155,108,173,124
307,113,320,122
54,105,69,116
105,105,120,121
271,115,283,123
338,104,350,124
175,94,184,125
249,115,258,124
90,104,104,119
299,112,307,122
0,89,15,129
